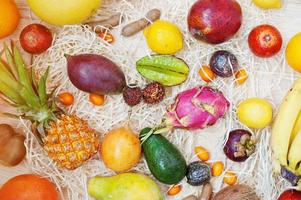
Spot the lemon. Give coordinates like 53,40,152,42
252,0,282,9
286,33,301,73
237,98,273,129
144,20,183,54
27,0,101,26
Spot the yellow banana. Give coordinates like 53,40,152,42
291,111,301,144
271,78,301,167
288,128,301,172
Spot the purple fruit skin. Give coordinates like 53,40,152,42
223,129,252,162
210,50,238,77
67,54,126,95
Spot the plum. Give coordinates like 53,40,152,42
20,23,53,54
188,0,242,44
67,54,126,95
210,50,238,77
223,129,256,162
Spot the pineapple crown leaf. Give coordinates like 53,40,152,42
4,42,19,80
0,41,60,127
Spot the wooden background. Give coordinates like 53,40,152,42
1,0,301,186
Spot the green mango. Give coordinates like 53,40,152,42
88,173,163,200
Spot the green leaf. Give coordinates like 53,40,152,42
0,61,21,92
0,79,24,104
20,86,40,109
13,45,40,106
4,43,18,80
38,67,49,106
31,67,39,92
13,45,34,90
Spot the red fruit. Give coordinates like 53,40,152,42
0,174,59,200
278,189,301,200
187,0,242,44
20,23,53,54
248,24,282,57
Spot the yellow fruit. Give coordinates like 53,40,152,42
144,20,183,54
211,161,224,177
237,98,273,129
194,146,210,161
100,126,141,173
286,33,301,73
0,0,20,39
27,0,101,26
252,0,281,9
271,78,301,167
223,171,237,186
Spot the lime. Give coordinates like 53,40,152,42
144,20,183,54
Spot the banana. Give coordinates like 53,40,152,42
271,78,301,167
291,111,301,144
288,128,301,172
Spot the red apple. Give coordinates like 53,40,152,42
248,24,282,57
20,23,53,54
278,189,301,200
187,0,242,44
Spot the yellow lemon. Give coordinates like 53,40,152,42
252,0,281,9
27,0,101,26
237,98,273,129
286,33,301,73
144,20,183,54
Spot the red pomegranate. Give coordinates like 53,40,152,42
187,0,242,44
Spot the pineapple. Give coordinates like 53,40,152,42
0,43,99,170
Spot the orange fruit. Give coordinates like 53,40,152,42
0,174,59,200
223,171,237,185
0,0,20,39
235,69,248,85
89,93,105,106
199,65,216,83
211,161,224,177
59,92,74,106
167,184,182,196
194,146,210,161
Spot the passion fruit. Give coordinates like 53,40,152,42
210,50,238,77
186,161,211,186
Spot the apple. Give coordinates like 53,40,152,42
187,0,242,44
20,23,53,54
248,24,282,57
278,189,301,200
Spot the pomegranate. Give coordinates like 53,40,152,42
248,24,282,57
187,0,242,44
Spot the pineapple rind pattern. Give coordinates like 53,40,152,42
44,115,99,170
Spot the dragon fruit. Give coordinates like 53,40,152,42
141,86,230,142
165,86,230,130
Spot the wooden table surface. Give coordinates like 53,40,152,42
1,0,301,185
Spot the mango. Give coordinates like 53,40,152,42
88,173,163,200
136,55,189,86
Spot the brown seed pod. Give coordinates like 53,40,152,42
123,85,143,106
142,82,165,104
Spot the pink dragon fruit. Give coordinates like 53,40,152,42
164,86,230,130
141,86,230,142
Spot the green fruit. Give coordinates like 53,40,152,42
88,173,163,200
136,55,189,86
140,128,187,184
